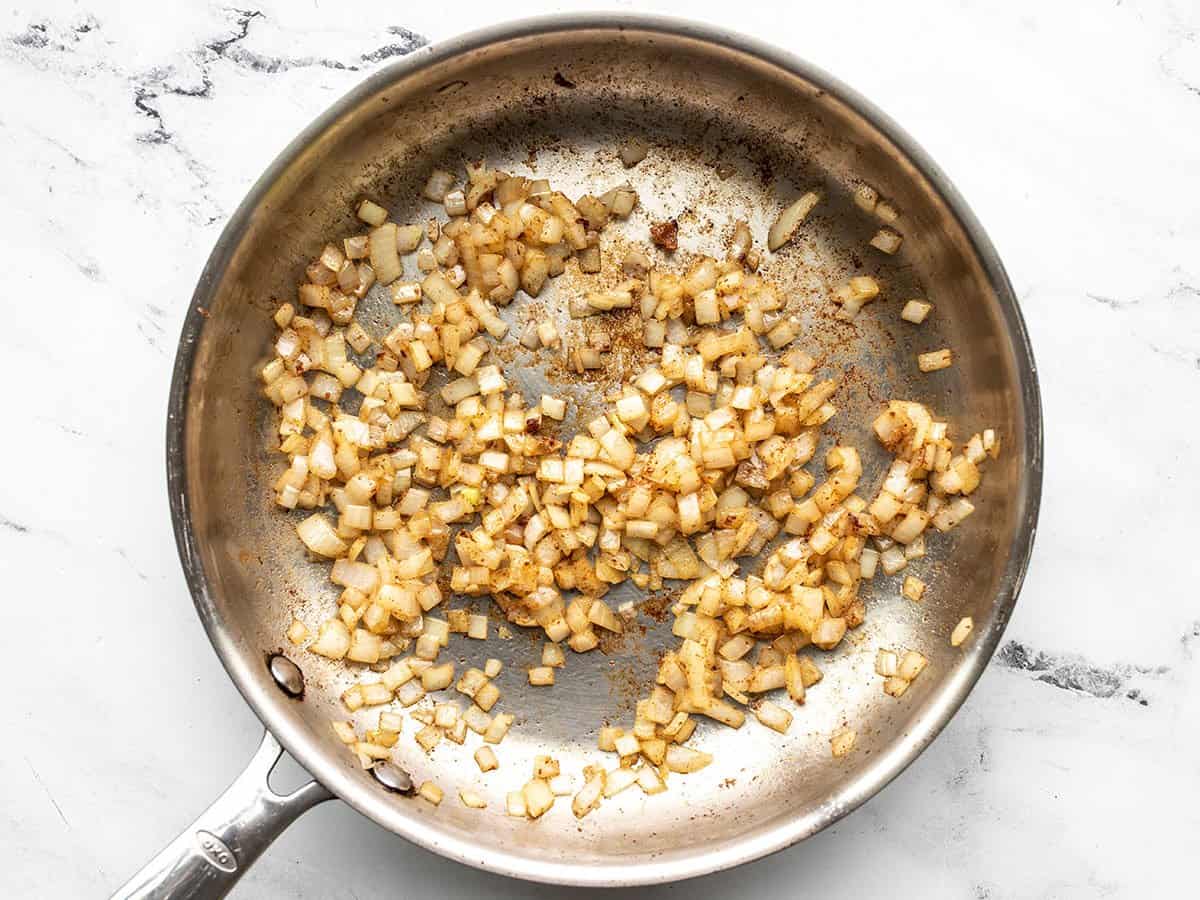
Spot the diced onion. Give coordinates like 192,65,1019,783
522,779,555,819
875,649,899,677
898,650,928,681
901,575,926,603
901,299,932,324
356,199,388,227
310,620,350,659
369,223,402,285
286,619,309,645
297,514,347,558
830,727,857,757
854,184,878,213
768,191,821,251
423,170,455,202
459,788,486,809
270,160,1001,816
619,138,648,168
417,781,444,805
572,772,606,818
665,745,712,773
951,616,974,647
754,701,793,734
917,348,953,372
869,228,903,254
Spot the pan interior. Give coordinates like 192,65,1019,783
176,21,1036,884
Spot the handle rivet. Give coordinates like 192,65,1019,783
268,654,305,698
372,763,415,794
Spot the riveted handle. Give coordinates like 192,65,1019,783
110,730,333,899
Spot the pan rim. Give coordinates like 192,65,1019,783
166,11,1043,887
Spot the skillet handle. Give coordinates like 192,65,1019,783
110,729,333,900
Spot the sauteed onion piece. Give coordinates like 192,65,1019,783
263,163,997,816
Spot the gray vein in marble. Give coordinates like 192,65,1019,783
1,512,154,581
0,513,31,534
1086,292,1141,310
7,15,100,54
29,129,90,169
176,9,428,80
946,724,990,792
205,12,427,74
996,640,1166,704
0,514,76,551
136,322,167,354
127,10,426,222
114,547,151,582
361,28,431,64
31,417,87,438
132,87,172,146
206,8,352,74
10,21,50,50
133,302,168,353
1083,279,1199,369
5,11,427,229
1146,342,1200,370
1158,16,1199,99
23,209,107,282
76,257,102,282
1181,621,1200,656
1087,280,1198,311
206,7,262,58
25,757,70,830
2,17,223,222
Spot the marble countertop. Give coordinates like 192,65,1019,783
2,1,1197,897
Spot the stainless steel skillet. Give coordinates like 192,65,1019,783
117,13,1042,898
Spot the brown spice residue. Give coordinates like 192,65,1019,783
517,297,550,327
605,657,646,710
491,338,520,366
650,219,678,251
544,306,651,403
602,307,653,378
639,588,677,624
596,626,633,656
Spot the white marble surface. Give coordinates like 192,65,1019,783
1,0,1197,896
